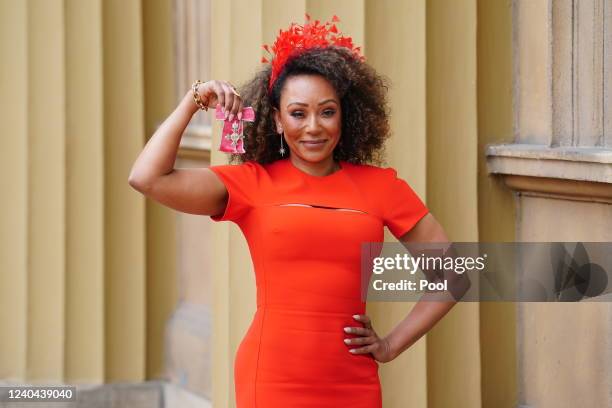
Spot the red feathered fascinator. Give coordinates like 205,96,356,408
261,14,365,92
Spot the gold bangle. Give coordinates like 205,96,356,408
191,80,209,111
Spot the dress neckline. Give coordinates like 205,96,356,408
283,158,346,179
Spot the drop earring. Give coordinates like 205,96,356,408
279,131,286,156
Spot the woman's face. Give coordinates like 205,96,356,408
273,74,342,164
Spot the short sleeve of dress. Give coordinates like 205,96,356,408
208,161,259,223
381,168,430,239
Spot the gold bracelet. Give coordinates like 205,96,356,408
191,80,209,111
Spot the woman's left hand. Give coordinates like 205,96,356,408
344,314,396,363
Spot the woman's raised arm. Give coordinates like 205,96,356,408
128,80,243,215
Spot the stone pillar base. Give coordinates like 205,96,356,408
0,381,212,408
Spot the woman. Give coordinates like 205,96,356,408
128,16,458,408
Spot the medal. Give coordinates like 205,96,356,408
216,105,255,154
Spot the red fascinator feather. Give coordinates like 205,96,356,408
261,14,365,92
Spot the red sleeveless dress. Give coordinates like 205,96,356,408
209,158,429,407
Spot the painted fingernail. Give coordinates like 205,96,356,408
229,113,234,121
344,339,350,344
344,327,351,333
349,349,356,353
353,315,360,319
237,112,242,121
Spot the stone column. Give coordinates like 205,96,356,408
426,1,482,407
103,0,147,381
0,0,148,385
65,0,106,383
0,0,29,382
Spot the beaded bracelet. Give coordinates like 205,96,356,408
191,80,209,111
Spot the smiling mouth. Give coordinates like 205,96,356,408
300,140,327,145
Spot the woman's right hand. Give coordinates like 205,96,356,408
196,79,244,121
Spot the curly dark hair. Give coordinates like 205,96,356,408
229,46,392,166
